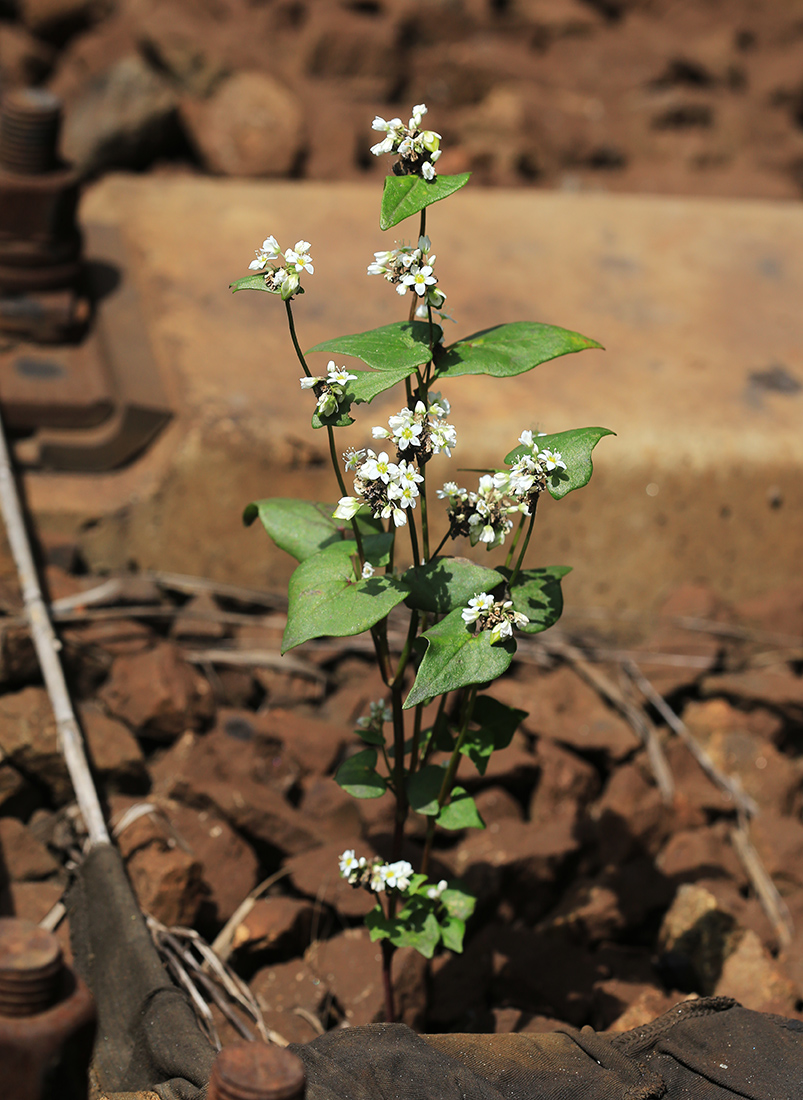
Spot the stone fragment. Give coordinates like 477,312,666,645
0,764,38,820
230,897,314,959
284,839,376,919
715,929,798,1016
159,799,259,925
0,686,69,803
736,584,803,641
62,54,180,175
681,698,803,811
591,757,670,863
18,0,109,36
0,24,55,86
251,956,325,1038
473,785,524,827
151,727,322,857
116,808,205,927
169,592,228,643
750,811,803,894
182,71,305,177
257,707,345,777
2,881,65,926
299,776,364,841
607,989,693,1033
306,926,427,1028
529,736,600,826
99,640,214,740
79,702,149,793
0,818,60,882
701,669,803,711
657,883,740,995
0,621,38,687
512,666,639,760
62,617,155,657
549,857,673,944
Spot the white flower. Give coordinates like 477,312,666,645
489,619,514,645
339,849,365,882
519,430,534,449
380,501,408,527
279,267,301,299
300,376,320,389
427,879,448,900
462,592,495,624
538,448,566,472
326,362,357,386
333,497,361,520
437,481,459,499
316,391,338,417
370,863,387,893
343,448,365,471
421,161,435,181
361,562,375,580
401,265,437,297
410,104,427,127
384,860,414,891
361,450,398,484
397,459,424,490
371,425,391,439
430,421,457,456
511,610,530,628
284,241,314,275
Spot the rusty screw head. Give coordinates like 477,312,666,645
0,88,63,175
0,918,63,1017
208,1042,306,1100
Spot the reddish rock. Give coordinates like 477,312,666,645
183,71,305,177
591,757,670,863
0,762,37,819
514,666,639,760
158,799,259,925
169,592,228,643
473,785,524,828
100,641,214,740
18,0,109,36
715,929,798,1016
492,1006,524,1033
548,857,673,944
701,670,803,711
529,736,600,826
0,24,55,87
0,818,60,883
316,657,390,731
284,839,376,919
300,776,364,841
656,824,746,890
736,584,803,640
0,620,38,686
681,698,803,812
306,926,427,1028
251,956,326,1042
661,737,733,826
0,687,70,803
750,811,803,894
80,702,149,792
151,727,322,857
607,989,693,1033
453,737,539,796
63,616,154,657
258,707,346,777
230,897,315,959
658,883,740,995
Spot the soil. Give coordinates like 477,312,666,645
3,0,803,200
1,539,803,1050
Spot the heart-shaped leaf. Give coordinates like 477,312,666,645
307,322,441,372
380,172,471,231
403,557,505,615
504,426,614,500
433,322,602,380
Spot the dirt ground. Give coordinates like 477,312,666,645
2,0,803,200
1,546,802,1044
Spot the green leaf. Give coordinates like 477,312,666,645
283,539,409,651
335,749,387,799
504,426,614,500
441,886,476,922
243,499,344,562
437,787,484,831
380,172,471,231
407,765,446,816
403,557,505,615
433,322,602,380
404,608,516,709
459,696,528,775
310,365,417,429
355,725,386,747
440,916,466,953
505,565,571,633
366,904,442,959
307,322,441,372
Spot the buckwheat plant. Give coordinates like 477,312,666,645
233,103,611,1023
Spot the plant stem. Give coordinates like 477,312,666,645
393,609,419,687
431,528,450,558
327,426,350,502
390,678,408,861
381,939,396,1023
508,497,538,588
504,513,526,571
419,470,430,562
408,512,421,566
285,299,311,377
421,685,478,875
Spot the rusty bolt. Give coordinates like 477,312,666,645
0,918,63,1017
208,1042,306,1100
0,88,62,175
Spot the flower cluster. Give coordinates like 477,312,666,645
356,700,392,735
248,236,313,300
334,397,456,528
462,593,530,645
300,361,357,419
339,850,414,894
367,235,446,320
370,103,442,180
334,447,424,528
437,431,567,550
372,394,456,461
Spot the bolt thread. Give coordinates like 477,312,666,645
0,88,62,174
208,1044,306,1100
0,919,63,1017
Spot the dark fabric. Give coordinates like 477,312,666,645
291,998,803,1100
67,843,216,1100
